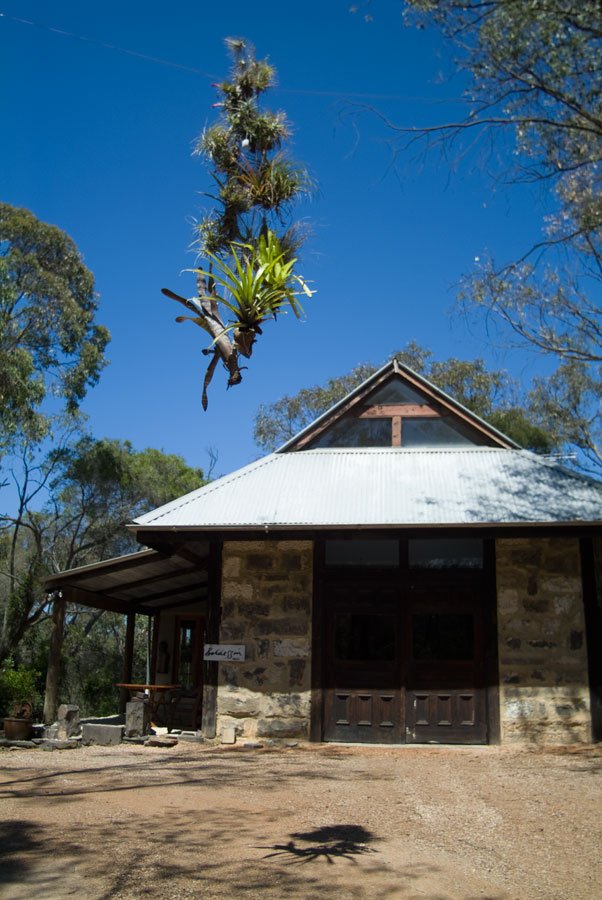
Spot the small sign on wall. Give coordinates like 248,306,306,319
203,644,246,662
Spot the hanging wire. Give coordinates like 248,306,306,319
0,12,449,103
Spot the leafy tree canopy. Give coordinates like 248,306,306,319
253,342,556,454
0,437,205,665
350,0,602,472
0,204,110,455
163,38,314,408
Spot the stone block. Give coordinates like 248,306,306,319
273,638,309,658
256,717,309,739
125,700,151,738
289,659,307,687
221,725,236,744
222,555,242,578
57,704,80,738
238,601,271,617
282,594,310,613
218,688,263,717
262,692,311,719
82,723,124,746
146,735,178,748
256,618,308,637
246,553,274,571
220,621,247,641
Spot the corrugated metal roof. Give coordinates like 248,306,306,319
132,448,602,529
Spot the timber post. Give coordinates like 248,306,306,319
201,539,222,739
43,592,66,724
119,613,136,714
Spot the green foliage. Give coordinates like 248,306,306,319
0,437,206,666
0,204,110,456
253,342,557,453
350,3,602,471
401,0,602,254
194,39,312,254
164,38,314,406
178,232,313,358
0,658,42,718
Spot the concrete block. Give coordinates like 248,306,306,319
82,723,124,746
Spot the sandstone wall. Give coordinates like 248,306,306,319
217,540,313,741
496,538,591,743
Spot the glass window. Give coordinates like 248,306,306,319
325,539,400,567
412,613,474,660
367,380,426,405
175,619,199,688
402,417,484,447
408,539,483,569
309,417,391,448
335,614,396,661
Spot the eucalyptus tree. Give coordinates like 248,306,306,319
0,204,110,458
164,38,314,408
350,0,602,470
0,437,205,666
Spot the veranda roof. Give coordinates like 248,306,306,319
41,544,210,614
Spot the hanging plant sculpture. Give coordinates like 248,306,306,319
163,38,314,409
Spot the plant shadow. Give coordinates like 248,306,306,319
261,824,378,865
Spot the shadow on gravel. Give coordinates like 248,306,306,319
261,824,378,865
0,811,450,900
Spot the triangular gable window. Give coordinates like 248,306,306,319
303,373,492,450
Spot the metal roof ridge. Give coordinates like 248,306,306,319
295,446,511,454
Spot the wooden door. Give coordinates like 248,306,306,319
172,616,205,691
323,583,403,743
404,584,487,744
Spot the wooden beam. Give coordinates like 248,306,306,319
43,594,66,724
172,546,210,568
292,367,396,449
142,581,206,605
115,564,200,593
62,585,153,616
358,405,439,418
156,592,208,611
47,551,165,586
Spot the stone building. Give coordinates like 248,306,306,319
43,361,602,745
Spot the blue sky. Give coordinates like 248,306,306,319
2,1,549,479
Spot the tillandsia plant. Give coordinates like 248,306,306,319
162,38,315,409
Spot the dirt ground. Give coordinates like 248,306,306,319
0,741,600,900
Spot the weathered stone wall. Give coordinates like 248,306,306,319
496,538,591,743
217,540,313,741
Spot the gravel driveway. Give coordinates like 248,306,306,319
1,741,600,900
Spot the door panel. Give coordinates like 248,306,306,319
328,689,399,743
405,586,487,744
320,575,489,744
323,584,403,743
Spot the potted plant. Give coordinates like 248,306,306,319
3,700,34,741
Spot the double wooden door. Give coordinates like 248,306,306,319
322,577,487,744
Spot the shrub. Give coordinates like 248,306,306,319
0,658,42,719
